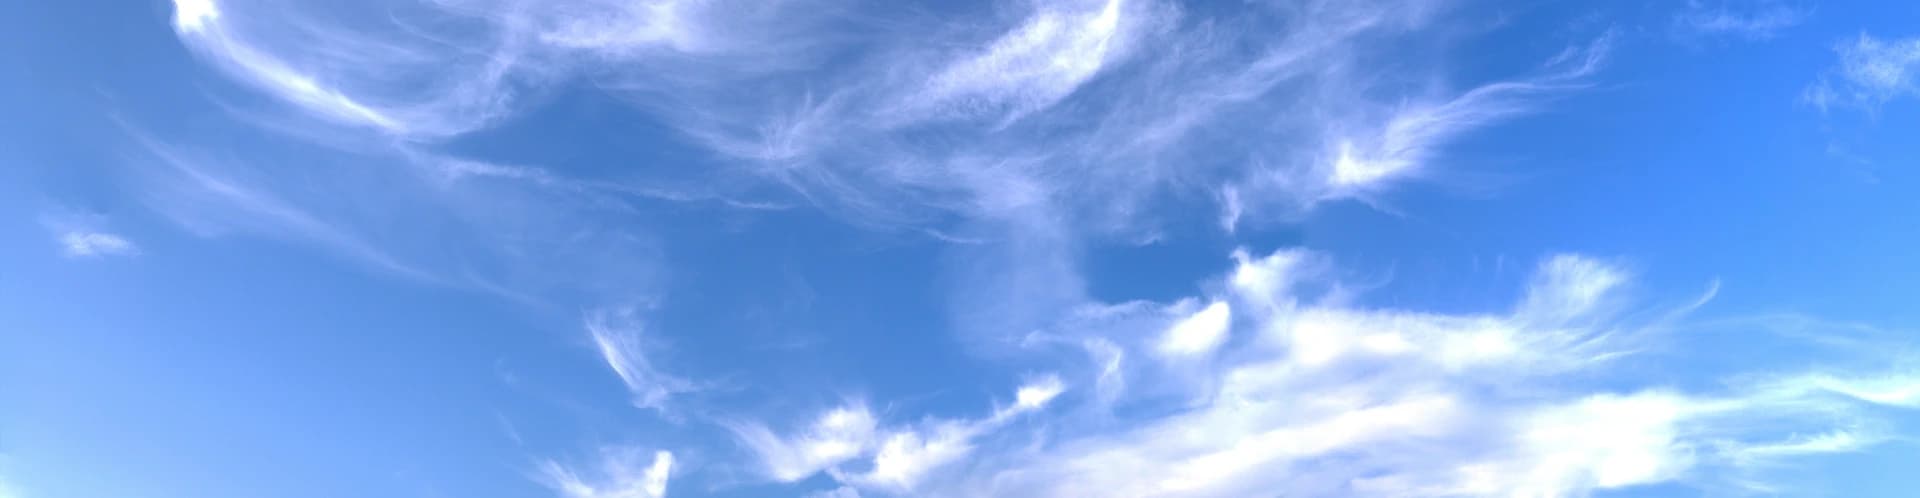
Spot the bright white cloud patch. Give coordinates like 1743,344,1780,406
541,448,675,498
1012,376,1066,412
909,0,1143,123
727,405,880,482
725,250,1920,498
171,0,219,33
732,378,1067,492
1158,300,1231,356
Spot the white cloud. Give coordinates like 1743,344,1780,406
585,308,696,411
732,378,1066,492
172,0,219,33
727,405,879,482
856,422,979,491
643,451,673,498
165,0,544,138
57,231,137,258
1673,0,1808,40
903,0,1149,124
781,249,1920,498
40,212,138,258
1518,253,1627,321
1158,300,1231,356
141,2,1920,496
158,0,1614,246
541,448,675,498
537,0,717,55
1806,34,1920,111
1011,376,1066,413
1321,36,1609,197
1724,430,1867,467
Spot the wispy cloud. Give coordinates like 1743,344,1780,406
132,138,438,281
726,404,879,482
1311,34,1611,204
728,376,1065,492
161,0,1608,239
1156,300,1231,356
585,307,698,411
1806,34,1920,111
40,211,139,258
57,231,138,258
142,1,1920,497
119,117,675,305
900,0,1150,125
166,0,543,138
1672,0,1809,40
733,251,1920,497
540,448,675,498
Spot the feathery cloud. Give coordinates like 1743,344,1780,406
162,0,1608,240
541,448,675,498
1806,34,1920,111
585,308,698,411
139,2,1920,497
730,376,1066,492
744,250,1920,497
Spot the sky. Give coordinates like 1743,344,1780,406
3,0,1920,497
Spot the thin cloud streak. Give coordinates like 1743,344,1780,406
585,307,698,411
163,0,1606,239
132,138,441,283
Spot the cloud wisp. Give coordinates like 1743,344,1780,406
1806,34,1920,111
684,251,1920,497
585,307,699,411
40,211,139,258
161,0,1611,240
724,375,1066,492
56,231,138,258
541,448,676,498
1672,0,1809,41
141,1,1920,497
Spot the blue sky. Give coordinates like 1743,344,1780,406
4,0,1920,497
